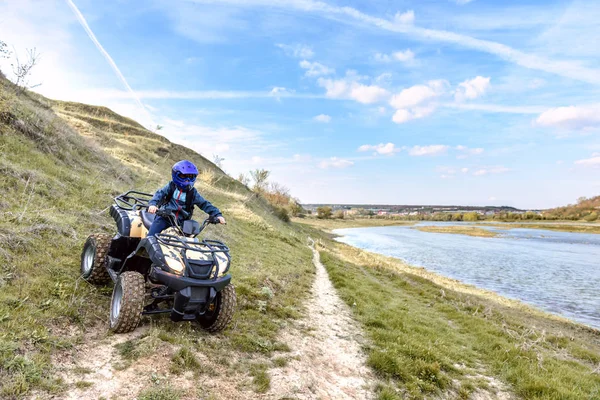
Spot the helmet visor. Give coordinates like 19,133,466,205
177,173,197,180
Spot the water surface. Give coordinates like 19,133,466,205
334,223,600,328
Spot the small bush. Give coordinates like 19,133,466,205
316,206,332,219
273,206,290,222
584,212,598,222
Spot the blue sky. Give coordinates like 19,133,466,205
1,0,599,209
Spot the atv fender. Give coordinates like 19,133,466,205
119,236,164,275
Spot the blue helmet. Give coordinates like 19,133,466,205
172,160,198,190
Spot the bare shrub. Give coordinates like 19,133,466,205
11,47,41,94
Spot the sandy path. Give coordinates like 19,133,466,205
51,239,374,399
268,238,375,399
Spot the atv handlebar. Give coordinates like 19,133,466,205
153,209,220,237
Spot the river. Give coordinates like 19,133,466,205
333,222,600,329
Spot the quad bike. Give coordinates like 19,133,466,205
80,190,236,333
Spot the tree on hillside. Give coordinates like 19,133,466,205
11,47,41,94
212,154,225,169
237,173,250,187
317,206,332,219
250,169,270,192
289,199,304,217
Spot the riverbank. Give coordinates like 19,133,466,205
413,225,499,237
292,217,415,232
475,222,600,234
296,220,600,399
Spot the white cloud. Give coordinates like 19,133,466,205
350,84,390,104
358,143,399,155
374,49,415,64
276,43,314,59
317,76,390,104
455,0,475,5
390,85,438,109
393,49,415,62
392,109,413,124
455,76,491,101
394,10,415,25
488,196,496,201
299,60,334,77
389,80,448,123
375,73,392,84
314,114,331,123
574,156,600,167
319,157,354,169
269,86,295,101
251,156,263,164
409,145,449,156
461,167,469,173
456,145,484,159
374,53,392,63
536,105,600,130
473,166,510,176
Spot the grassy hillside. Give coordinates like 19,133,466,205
0,76,314,398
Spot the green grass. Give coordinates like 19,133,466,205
0,76,314,397
248,362,271,393
314,240,600,399
137,385,183,400
169,347,204,375
74,380,93,389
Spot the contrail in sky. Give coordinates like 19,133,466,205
64,0,155,126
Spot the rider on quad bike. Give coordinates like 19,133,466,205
148,160,226,235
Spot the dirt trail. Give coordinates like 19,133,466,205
268,238,375,399
52,239,374,399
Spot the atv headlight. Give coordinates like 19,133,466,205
165,257,184,275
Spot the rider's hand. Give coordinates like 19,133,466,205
148,205,158,214
216,216,226,225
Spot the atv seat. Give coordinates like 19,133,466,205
141,210,156,230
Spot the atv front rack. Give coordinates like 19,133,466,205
114,190,153,211
155,233,231,278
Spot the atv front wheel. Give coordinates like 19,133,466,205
81,234,111,285
109,271,145,333
196,284,237,333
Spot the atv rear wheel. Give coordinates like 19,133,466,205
109,271,145,333
81,234,111,285
195,284,236,333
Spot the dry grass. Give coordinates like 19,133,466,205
413,225,499,237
